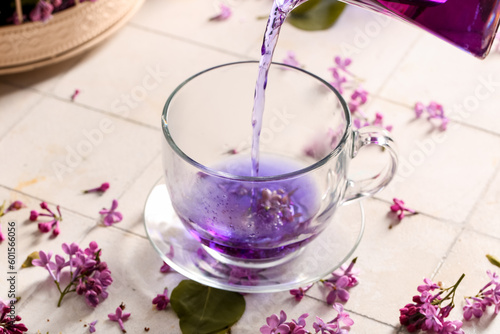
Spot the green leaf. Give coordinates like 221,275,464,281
22,251,39,268
290,0,322,15
288,0,346,31
487,254,500,268
170,280,245,334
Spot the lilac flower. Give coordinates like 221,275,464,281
331,303,354,328
160,245,174,273
83,182,109,194
108,307,131,333
325,275,350,304
439,320,464,334
29,201,63,237
348,88,368,119
152,288,170,311
312,316,337,334
414,101,449,131
260,310,290,334
5,200,26,213
34,241,112,307
290,283,313,301
30,0,54,22
390,198,416,220
462,297,484,320
71,89,80,101
0,304,28,333
353,112,392,131
421,303,443,332
288,314,308,334
400,275,464,333
329,69,348,94
418,278,440,293
329,258,359,288
209,4,232,21
228,266,262,285
99,199,123,226
88,320,97,333
32,250,57,282
333,56,352,74
283,51,301,68
414,102,426,118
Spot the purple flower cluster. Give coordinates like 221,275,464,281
463,270,500,320
399,275,465,333
328,56,392,133
414,101,449,131
29,202,63,237
32,241,112,307
6,0,98,25
256,188,301,224
0,300,28,334
328,56,353,95
260,304,353,334
322,258,359,305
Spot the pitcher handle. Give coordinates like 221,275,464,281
343,126,398,204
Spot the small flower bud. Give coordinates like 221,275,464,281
30,210,39,221
38,222,51,233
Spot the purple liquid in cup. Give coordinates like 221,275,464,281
171,154,324,261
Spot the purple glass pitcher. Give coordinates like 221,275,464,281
342,0,500,58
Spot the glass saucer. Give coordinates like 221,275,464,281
143,184,365,293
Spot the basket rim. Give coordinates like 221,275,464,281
0,0,145,75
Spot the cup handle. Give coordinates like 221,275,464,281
343,126,398,204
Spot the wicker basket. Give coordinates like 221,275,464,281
0,0,144,75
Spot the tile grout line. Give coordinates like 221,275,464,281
371,32,424,99
304,294,400,330
370,196,462,226
0,91,44,143
0,80,161,133
127,22,255,60
428,162,500,280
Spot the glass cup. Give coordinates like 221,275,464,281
161,61,398,269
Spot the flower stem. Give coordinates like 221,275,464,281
439,273,465,307
56,281,76,307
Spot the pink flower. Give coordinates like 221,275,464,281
5,200,26,213
99,199,123,226
260,310,290,334
463,298,484,320
283,51,301,68
289,284,313,301
325,275,350,304
209,4,232,21
390,198,416,220
152,288,170,310
414,101,449,131
83,182,110,194
108,307,131,333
